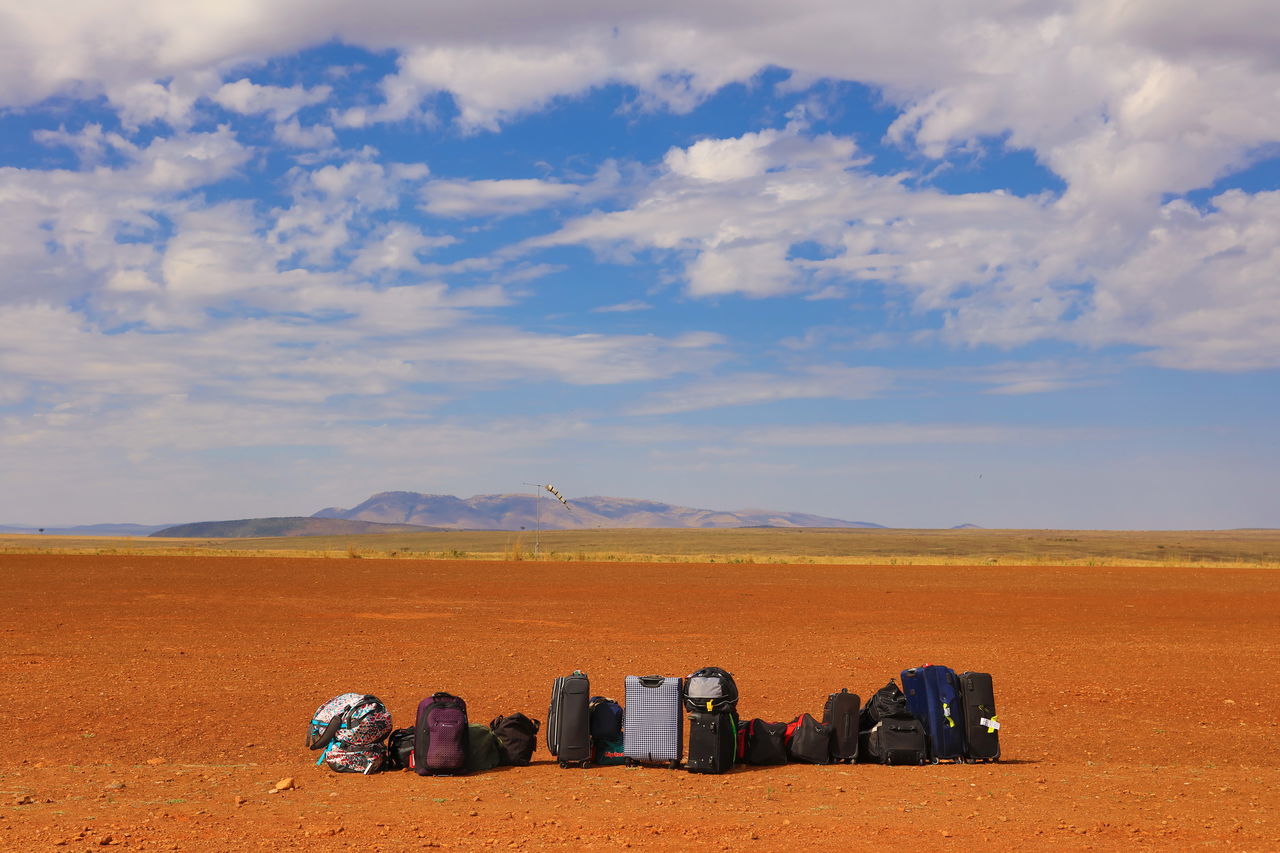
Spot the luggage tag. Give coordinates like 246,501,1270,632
979,716,1000,732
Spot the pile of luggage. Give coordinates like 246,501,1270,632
306,664,999,775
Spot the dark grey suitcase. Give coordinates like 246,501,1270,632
823,688,860,763
958,671,1000,762
623,675,682,767
548,670,591,767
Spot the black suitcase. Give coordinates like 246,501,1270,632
686,711,736,774
823,688,860,763
862,717,928,765
958,671,1000,762
548,670,591,767
743,719,788,765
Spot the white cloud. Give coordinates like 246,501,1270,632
350,223,456,275
739,423,1095,447
592,300,652,313
1082,190,1280,371
537,120,1280,369
213,78,331,120
423,177,579,218
630,365,891,415
273,119,336,149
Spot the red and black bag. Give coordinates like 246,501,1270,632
743,719,788,765
785,713,833,764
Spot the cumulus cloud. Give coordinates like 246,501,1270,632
534,119,1280,369
213,78,331,120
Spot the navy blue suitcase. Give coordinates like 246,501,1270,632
900,665,965,762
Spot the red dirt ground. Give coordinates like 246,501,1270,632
2,554,1277,851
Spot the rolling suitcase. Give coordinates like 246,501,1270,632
823,688,860,763
623,675,683,767
901,665,965,762
686,710,736,774
958,671,1000,762
862,717,928,765
548,670,592,767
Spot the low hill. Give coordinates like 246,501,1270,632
314,491,884,531
150,517,438,538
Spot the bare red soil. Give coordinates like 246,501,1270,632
2,554,1277,851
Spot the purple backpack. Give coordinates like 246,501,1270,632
414,692,468,775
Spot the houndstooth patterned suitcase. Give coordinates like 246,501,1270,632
623,675,683,767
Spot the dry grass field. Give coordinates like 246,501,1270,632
3,527,1278,567
2,542,1278,851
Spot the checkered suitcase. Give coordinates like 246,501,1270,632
623,675,683,767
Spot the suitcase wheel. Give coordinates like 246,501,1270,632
667,760,681,770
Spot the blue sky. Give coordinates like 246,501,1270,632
1,2,1277,528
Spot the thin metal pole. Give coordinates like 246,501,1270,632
522,482,543,558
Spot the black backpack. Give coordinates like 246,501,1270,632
588,696,624,739
384,727,416,771
489,713,540,766
683,667,739,713
861,680,911,727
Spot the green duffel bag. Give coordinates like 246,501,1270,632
466,723,502,772
593,735,626,766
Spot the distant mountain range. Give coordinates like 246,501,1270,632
312,491,885,532
3,492,988,539
0,523,173,536
151,517,438,538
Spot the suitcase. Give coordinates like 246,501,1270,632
743,719,788,765
901,665,965,762
823,688,860,763
958,671,1000,762
623,675,683,767
785,713,833,764
862,717,928,765
548,671,592,767
686,711,736,774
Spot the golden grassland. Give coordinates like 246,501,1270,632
1,527,1277,567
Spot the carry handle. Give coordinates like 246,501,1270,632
308,715,345,750
307,694,377,750
638,675,666,688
